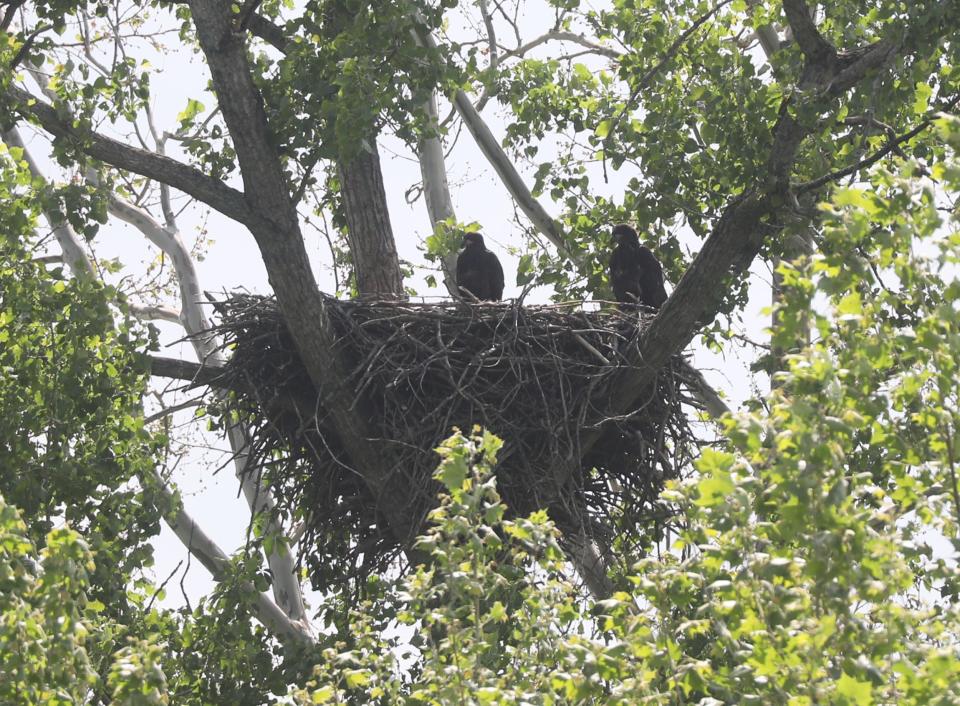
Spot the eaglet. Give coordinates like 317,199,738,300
456,232,504,302
608,224,668,310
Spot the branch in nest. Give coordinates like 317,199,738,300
192,294,704,593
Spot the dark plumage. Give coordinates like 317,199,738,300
608,224,668,310
456,232,504,302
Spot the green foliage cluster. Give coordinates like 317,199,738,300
0,145,161,611
294,123,960,704
4,0,960,703
0,126,321,705
487,0,959,309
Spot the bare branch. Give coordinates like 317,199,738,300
98,176,310,624
146,468,313,644
0,0,25,32
129,302,181,323
143,103,178,228
415,92,460,297
478,0,499,68
676,359,730,420
149,355,226,386
502,30,622,61
143,397,202,424
31,254,64,265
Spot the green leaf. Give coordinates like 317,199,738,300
438,453,469,492
836,672,873,705
344,669,369,689
176,98,205,123
694,449,736,507
837,291,862,317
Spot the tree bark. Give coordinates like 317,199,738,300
186,0,421,550
337,146,404,297
416,92,460,297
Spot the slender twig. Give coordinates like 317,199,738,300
797,94,960,194
145,559,184,612
501,30,621,61
144,398,203,425
8,24,51,70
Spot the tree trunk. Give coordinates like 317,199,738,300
187,0,422,552
337,143,404,298
416,93,460,297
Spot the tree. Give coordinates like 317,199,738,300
2,0,960,701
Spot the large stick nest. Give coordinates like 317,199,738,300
207,294,704,592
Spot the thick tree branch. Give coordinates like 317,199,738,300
828,39,897,94
8,24,51,70
782,0,833,62
415,92,460,297
149,354,226,386
676,359,731,419
129,302,181,323
186,0,423,553
6,85,254,226
572,13,919,470
746,0,782,58
336,145,404,297
212,0,404,299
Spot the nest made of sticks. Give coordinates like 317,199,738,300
207,294,703,592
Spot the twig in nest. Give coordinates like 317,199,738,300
204,295,703,592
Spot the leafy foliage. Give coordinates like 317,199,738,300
3,0,960,702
